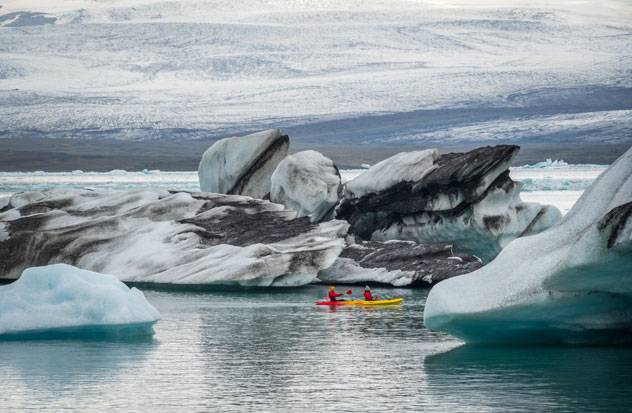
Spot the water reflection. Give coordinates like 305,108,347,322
424,345,632,412
0,338,156,387
0,339,157,411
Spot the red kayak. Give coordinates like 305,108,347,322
316,298,404,306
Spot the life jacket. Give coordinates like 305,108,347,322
328,291,342,301
364,291,373,301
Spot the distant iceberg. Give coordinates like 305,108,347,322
0,264,161,339
517,159,608,169
424,147,632,345
520,159,569,168
517,178,594,192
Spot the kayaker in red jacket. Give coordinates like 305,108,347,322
364,286,377,301
328,286,344,301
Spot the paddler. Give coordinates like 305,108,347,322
327,286,344,301
363,286,377,301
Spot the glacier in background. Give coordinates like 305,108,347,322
0,0,630,144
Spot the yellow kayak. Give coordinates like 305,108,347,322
316,298,404,306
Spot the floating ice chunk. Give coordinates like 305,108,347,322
424,147,632,345
270,150,341,222
0,189,347,287
198,129,289,199
338,145,561,261
0,264,161,339
361,163,372,169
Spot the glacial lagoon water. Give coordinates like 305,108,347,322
1,286,631,412
2,162,628,411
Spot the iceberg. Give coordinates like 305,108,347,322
337,145,562,262
521,159,569,168
270,150,341,222
0,264,161,339
317,236,482,287
0,188,347,287
424,147,632,345
197,129,289,199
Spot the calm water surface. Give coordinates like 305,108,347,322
1,286,631,412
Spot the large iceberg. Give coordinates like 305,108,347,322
0,189,347,287
198,129,289,199
270,150,341,222
337,145,562,262
317,236,482,287
0,264,160,339
424,147,632,345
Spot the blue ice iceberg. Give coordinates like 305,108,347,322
0,264,161,339
424,147,632,345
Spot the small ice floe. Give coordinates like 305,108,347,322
0,264,161,340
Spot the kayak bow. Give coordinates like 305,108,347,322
316,298,404,306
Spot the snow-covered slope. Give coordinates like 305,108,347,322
0,0,630,143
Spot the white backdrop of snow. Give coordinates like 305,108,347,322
0,0,630,143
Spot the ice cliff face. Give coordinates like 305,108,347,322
198,129,289,199
317,236,482,287
424,147,632,345
0,263,160,339
0,189,347,286
337,145,562,262
270,150,341,222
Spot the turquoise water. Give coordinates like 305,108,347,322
1,285,631,412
